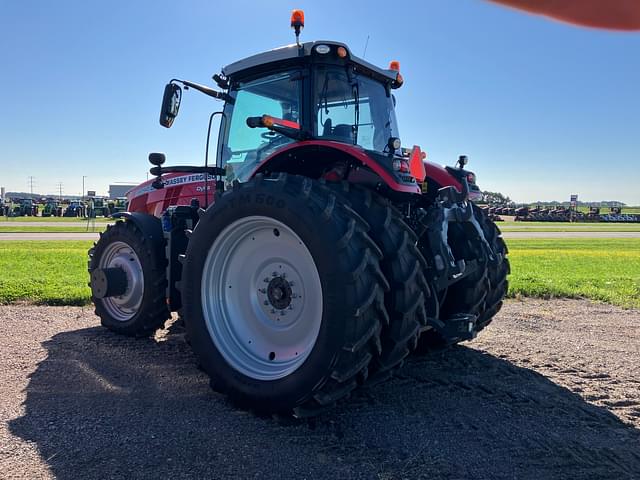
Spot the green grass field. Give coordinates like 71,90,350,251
507,238,640,308
1,238,638,309
0,241,92,305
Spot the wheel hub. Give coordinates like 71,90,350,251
254,262,304,327
266,276,292,309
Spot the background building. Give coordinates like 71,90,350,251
108,184,137,199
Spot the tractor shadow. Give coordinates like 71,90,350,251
9,320,640,480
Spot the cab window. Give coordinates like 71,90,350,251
223,71,301,183
314,66,399,153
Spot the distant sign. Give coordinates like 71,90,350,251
570,194,578,202
87,190,96,197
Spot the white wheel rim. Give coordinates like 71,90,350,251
201,216,323,381
98,241,144,322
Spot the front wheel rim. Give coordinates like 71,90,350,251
98,241,144,321
201,216,323,381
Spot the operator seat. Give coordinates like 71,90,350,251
322,118,332,136
332,124,354,143
321,118,354,144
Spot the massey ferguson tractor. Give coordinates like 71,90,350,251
88,10,509,417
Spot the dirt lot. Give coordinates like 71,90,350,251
1,299,639,479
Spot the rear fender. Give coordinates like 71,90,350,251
424,161,462,191
251,141,421,194
111,212,165,262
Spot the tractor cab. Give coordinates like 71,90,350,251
150,14,424,204
217,41,404,186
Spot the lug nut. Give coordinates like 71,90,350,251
272,272,278,277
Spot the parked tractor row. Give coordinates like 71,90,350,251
1,197,128,218
514,206,640,223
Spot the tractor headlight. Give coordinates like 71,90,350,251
387,137,401,151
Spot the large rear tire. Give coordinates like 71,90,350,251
416,203,509,350
328,181,430,383
181,174,388,416
88,221,170,336
416,207,489,351
474,205,510,331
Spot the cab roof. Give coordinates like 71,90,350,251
221,41,399,84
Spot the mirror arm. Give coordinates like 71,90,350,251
173,79,233,103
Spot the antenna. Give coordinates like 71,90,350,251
363,35,370,58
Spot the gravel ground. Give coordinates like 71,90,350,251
1,299,639,479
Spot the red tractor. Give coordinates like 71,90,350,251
88,11,509,417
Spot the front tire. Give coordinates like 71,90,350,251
181,174,388,416
88,221,170,336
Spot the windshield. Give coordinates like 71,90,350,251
314,66,399,153
222,71,301,184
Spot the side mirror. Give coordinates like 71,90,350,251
159,83,182,128
149,152,166,166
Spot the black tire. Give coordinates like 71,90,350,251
440,240,489,321
181,174,388,417
88,221,170,336
328,181,430,383
474,205,510,331
416,208,490,351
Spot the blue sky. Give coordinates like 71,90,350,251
1,0,638,204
